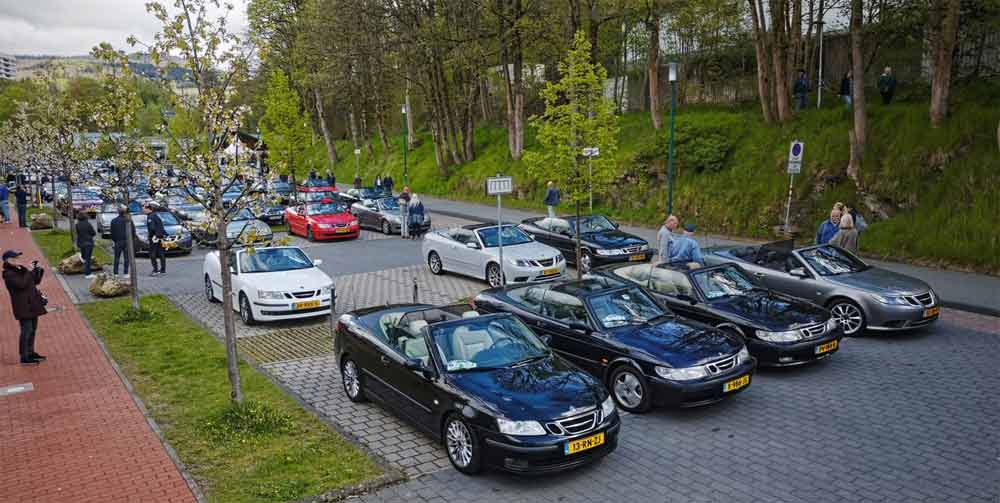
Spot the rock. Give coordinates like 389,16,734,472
30,213,54,230
57,253,104,275
89,274,130,298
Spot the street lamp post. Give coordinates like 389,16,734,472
667,62,679,215
401,104,409,186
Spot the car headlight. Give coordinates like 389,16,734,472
755,329,803,342
870,293,910,305
496,417,546,436
601,395,616,418
317,223,334,229
825,317,840,332
350,220,359,226
258,290,284,300
737,346,751,364
555,254,565,263
508,258,533,267
321,284,334,295
595,248,622,256
655,365,710,381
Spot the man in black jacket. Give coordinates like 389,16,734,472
14,184,28,228
3,250,47,365
75,212,97,278
110,206,130,277
144,204,167,276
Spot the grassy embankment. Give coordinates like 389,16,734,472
80,295,382,503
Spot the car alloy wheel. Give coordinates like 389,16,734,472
341,359,367,402
486,263,503,288
204,275,218,303
381,220,391,235
580,251,593,273
610,365,651,413
239,293,256,325
428,251,444,275
830,300,866,336
444,416,482,474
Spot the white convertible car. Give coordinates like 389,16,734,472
203,246,334,325
422,223,566,287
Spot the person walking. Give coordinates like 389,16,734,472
815,208,842,245
144,204,167,276
406,194,425,239
671,223,705,267
657,215,680,264
839,71,853,109
793,70,810,112
878,67,897,105
0,182,10,224
110,206,130,277
15,184,28,228
543,181,560,218
399,187,411,238
383,174,394,195
829,213,860,254
75,212,97,279
3,250,48,365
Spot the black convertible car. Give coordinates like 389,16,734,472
518,215,652,272
336,304,619,474
473,277,755,413
593,262,843,367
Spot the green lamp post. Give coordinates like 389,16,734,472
667,62,679,215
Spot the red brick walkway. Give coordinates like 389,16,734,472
0,216,196,503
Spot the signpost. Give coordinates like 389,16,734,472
582,147,599,213
784,140,804,232
486,174,514,285
353,148,361,179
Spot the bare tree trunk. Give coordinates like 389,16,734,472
373,97,391,153
929,0,961,127
769,0,793,122
749,0,776,123
791,0,804,71
126,203,139,310
217,213,244,404
646,16,662,130
348,106,360,155
500,0,526,160
405,77,416,148
848,0,866,186
313,88,339,165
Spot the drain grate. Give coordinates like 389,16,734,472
237,327,333,364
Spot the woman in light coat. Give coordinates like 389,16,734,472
829,213,859,254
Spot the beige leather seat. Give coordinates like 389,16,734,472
449,327,493,361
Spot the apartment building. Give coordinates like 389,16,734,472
0,53,16,80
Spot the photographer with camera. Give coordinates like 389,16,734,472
3,250,48,365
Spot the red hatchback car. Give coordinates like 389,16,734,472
285,200,360,241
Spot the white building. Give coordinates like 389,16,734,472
0,53,16,80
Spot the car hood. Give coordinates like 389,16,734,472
607,319,743,368
708,290,828,331
483,241,561,261
242,267,331,290
98,212,116,224
582,230,646,249
135,224,187,237
447,355,604,422
226,219,272,239
307,213,354,224
823,266,930,295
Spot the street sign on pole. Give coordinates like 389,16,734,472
582,147,599,213
581,147,599,157
354,148,361,155
784,140,804,232
486,174,513,285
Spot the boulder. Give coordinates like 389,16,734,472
30,213,54,230
57,253,104,275
89,274,130,298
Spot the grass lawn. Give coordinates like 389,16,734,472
80,296,382,503
31,228,113,266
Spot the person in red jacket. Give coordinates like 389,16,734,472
3,250,48,365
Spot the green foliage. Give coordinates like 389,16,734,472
259,69,313,181
207,400,294,442
112,307,162,324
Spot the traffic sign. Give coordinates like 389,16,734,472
486,176,513,196
788,140,804,162
354,148,361,155
582,147,600,157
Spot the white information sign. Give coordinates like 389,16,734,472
486,176,514,196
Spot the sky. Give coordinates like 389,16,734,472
0,0,249,57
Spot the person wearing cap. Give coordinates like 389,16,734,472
3,250,47,365
670,223,705,267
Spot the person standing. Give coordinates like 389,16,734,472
793,70,810,112
399,187,411,238
815,208,842,245
353,174,362,189
543,181,560,218
829,213,860,254
383,174,394,195
878,67,897,105
3,250,47,365
0,182,9,224
110,206,130,277
839,71,853,109
75,212,97,279
374,174,383,194
406,193,425,239
325,170,335,187
15,184,28,228
671,223,705,267
844,202,868,233
657,215,680,264
145,204,167,276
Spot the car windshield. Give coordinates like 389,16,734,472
301,191,334,202
306,202,346,215
476,225,532,247
101,204,119,213
239,248,313,273
232,208,256,221
567,215,616,234
73,190,100,200
692,265,757,300
302,178,332,187
430,316,549,372
376,198,399,211
357,188,380,198
800,246,868,276
588,287,667,328
157,212,180,226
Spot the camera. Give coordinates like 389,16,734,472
31,260,39,269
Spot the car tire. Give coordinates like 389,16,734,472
443,415,483,475
306,226,314,242
341,358,367,403
428,251,444,275
486,262,504,288
239,292,256,326
381,219,391,235
580,251,593,273
204,275,219,303
828,298,866,337
609,365,652,413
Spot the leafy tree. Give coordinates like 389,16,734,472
259,69,312,183
525,32,620,278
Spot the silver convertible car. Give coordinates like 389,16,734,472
705,240,939,336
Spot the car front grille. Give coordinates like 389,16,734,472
285,290,318,299
799,323,827,339
622,245,644,254
904,291,935,307
545,409,600,436
706,355,738,375
537,258,554,267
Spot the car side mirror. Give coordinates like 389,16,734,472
568,321,591,334
229,265,237,275
789,267,809,279
313,258,323,266
466,242,480,250
404,358,435,379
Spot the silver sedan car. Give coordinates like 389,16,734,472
705,240,939,336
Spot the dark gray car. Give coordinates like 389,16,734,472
705,240,940,336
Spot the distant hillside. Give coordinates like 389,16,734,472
14,54,191,82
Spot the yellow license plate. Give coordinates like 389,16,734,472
335,228,351,233
564,432,604,455
815,340,839,355
294,300,321,310
723,374,750,393
629,254,645,262
923,306,940,318
542,267,560,276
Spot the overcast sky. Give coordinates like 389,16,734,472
0,0,248,56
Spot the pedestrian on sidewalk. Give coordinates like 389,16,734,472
144,204,167,276
657,215,679,264
0,182,10,224
326,170,335,187
543,181,560,218
793,70,810,112
75,212,97,279
374,174,383,194
829,212,860,254
384,174,394,195
399,187,411,238
816,208,842,245
353,174,362,189
3,250,47,365
15,184,28,228
406,193,425,239
671,223,705,267
878,67,896,105
110,206,130,277
839,71,853,109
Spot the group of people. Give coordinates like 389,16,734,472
816,201,867,254
793,66,898,111
0,183,31,227
397,186,425,239
657,215,705,267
